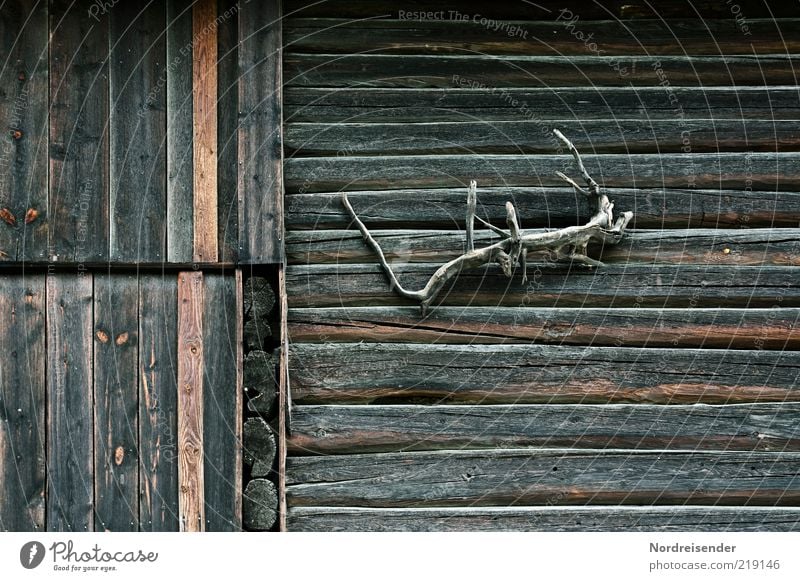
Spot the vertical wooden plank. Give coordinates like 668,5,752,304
139,274,180,531
202,272,241,530
167,0,194,263
0,0,48,261
110,2,167,262
49,0,109,263
217,0,239,263
0,274,45,531
47,273,93,531
177,271,205,531
278,265,289,531
193,0,218,263
93,272,139,531
238,0,283,264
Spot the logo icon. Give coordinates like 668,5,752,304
20,541,45,569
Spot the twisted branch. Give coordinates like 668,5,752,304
342,130,633,314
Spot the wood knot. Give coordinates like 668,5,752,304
114,446,125,465
24,208,38,224
190,346,198,354
0,208,16,226
17,71,26,81
115,331,129,345
95,330,109,343
10,129,22,140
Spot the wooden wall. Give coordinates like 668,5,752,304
282,0,800,530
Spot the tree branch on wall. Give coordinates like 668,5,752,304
342,130,634,314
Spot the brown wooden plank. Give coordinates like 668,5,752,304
286,449,800,507
238,0,283,263
0,274,45,531
287,228,800,267
193,0,219,263
46,273,93,531
286,187,800,230
217,0,239,263
286,263,800,308
167,0,194,263
93,272,139,531
287,506,800,532
202,272,241,531
286,18,800,56
289,344,800,405
288,403,800,454
177,271,205,531
139,274,180,531
109,2,167,262
49,0,109,263
284,87,800,123
288,306,800,349
0,0,48,261
284,54,798,89
285,152,800,193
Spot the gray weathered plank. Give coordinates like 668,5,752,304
217,0,239,263
289,343,800,405
46,273,94,531
0,274,45,531
287,506,800,532
287,449,800,507
93,273,139,531
288,403,800,454
288,306,799,348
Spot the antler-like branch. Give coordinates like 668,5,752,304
342,130,634,314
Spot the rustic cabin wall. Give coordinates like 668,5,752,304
282,0,800,530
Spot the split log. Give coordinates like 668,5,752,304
244,276,276,319
244,319,274,351
243,479,278,530
244,350,278,416
243,418,276,477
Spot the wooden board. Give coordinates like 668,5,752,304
288,306,799,348
0,0,48,261
49,0,109,263
288,506,800,532
0,274,45,531
288,403,800,454
139,274,180,531
289,343,800,405
177,271,205,531
109,2,167,262
286,449,800,507
93,273,139,531
202,272,241,531
238,0,283,263
46,274,94,531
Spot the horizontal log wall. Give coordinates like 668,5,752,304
283,0,800,531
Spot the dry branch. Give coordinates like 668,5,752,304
342,130,633,313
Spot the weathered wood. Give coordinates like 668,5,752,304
0,0,48,261
286,187,800,230
193,0,219,263
166,0,194,263
217,0,239,263
244,276,276,318
278,265,290,531
287,506,800,532
139,274,179,531
289,343,800,405
286,18,800,56
244,318,275,351
234,270,244,524
0,274,45,531
285,152,800,193
244,418,277,477
289,403,800,454
285,87,800,123
244,350,278,416
177,271,205,531
49,0,108,263
93,273,139,531
287,228,800,267
286,449,800,507
46,274,93,531
109,2,167,262
243,479,278,530
288,306,800,348
287,119,799,156
238,0,283,263
286,263,800,308
202,273,241,531
285,54,799,89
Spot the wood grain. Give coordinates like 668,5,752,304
217,0,239,263
177,271,205,531
289,343,800,405
46,274,94,531
0,274,45,531
279,265,290,531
